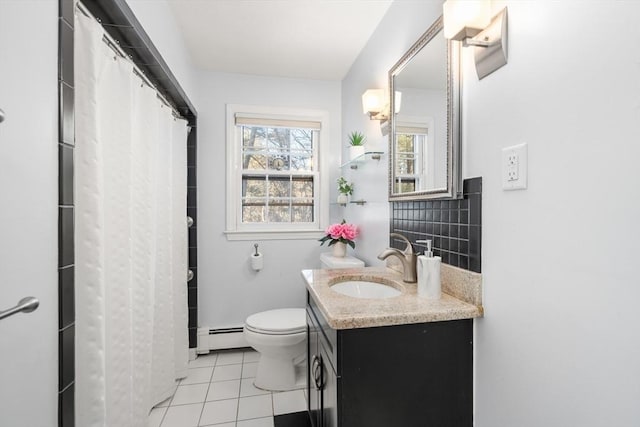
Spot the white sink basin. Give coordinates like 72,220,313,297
330,280,401,299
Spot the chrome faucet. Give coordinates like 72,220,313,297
377,233,417,283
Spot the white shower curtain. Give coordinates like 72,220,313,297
74,10,189,427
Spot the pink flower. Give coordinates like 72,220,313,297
341,223,358,241
320,220,358,248
326,223,344,239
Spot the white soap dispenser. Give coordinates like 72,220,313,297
416,240,442,299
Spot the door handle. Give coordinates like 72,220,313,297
311,355,320,390
0,297,39,320
312,355,324,390
0,108,5,123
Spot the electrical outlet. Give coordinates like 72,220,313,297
507,152,519,181
502,143,528,190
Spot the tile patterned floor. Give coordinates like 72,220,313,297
149,349,307,427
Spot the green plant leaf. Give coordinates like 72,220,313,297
318,235,331,245
348,131,366,146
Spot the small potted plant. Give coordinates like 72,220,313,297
348,131,366,160
336,177,353,205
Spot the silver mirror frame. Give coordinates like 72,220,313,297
388,16,462,201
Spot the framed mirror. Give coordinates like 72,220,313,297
388,16,461,200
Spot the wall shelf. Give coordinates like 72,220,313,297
333,199,368,207
340,151,384,169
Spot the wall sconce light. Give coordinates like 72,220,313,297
443,0,508,79
362,89,387,120
362,89,402,120
362,89,402,135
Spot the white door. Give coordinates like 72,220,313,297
0,1,59,426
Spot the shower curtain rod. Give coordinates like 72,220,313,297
76,1,185,120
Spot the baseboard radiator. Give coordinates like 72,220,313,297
197,326,249,354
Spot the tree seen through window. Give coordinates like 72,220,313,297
241,125,315,223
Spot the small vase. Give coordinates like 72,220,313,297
349,145,365,161
337,193,348,205
332,242,347,257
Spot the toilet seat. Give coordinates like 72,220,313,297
245,308,306,335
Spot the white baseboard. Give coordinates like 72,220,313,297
197,326,250,354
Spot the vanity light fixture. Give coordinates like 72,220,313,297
362,89,387,120
442,0,508,79
362,89,402,135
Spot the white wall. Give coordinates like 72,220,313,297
343,0,640,426
196,71,341,328
341,0,443,266
467,1,640,425
0,1,58,425
126,0,199,108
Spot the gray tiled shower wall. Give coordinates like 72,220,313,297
390,177,482,273
58,1,75,426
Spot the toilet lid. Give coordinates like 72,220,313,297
245,308,306,335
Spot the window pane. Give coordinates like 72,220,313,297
396,180,416,193
397,134,415,152
242,205,265,223
290,154,312,171
396,155,415,174
290,129,313,150
267,128,290,150
268,205,291,222
241,175,315,224
269,177,290,198
292,177,313,197
243,153,267,170
242,127,267,148
243,177,267,197
292,205,313,222
242,126,315,173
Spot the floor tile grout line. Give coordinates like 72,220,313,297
196,370,215,427
236,360,244,423
271,391,275,421
156,405,168,427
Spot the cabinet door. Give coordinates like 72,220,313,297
307,311,321,427
320,342,338,427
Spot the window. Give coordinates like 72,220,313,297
225,105,329,240
395,125,428,193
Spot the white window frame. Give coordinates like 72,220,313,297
225,104,329,241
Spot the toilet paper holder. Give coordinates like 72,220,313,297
251,243,264,271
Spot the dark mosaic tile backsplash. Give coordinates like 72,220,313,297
390,177,482,273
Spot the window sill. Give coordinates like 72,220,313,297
224,229,325,241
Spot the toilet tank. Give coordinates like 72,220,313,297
320,252,365,269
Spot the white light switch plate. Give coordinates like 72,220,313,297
502,143,528,190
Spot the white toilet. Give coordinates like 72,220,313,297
243,253,365,391
244,308,307,391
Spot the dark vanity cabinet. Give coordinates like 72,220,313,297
307,298,338,427
306,292,473,427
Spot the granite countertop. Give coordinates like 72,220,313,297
302,266,483,330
